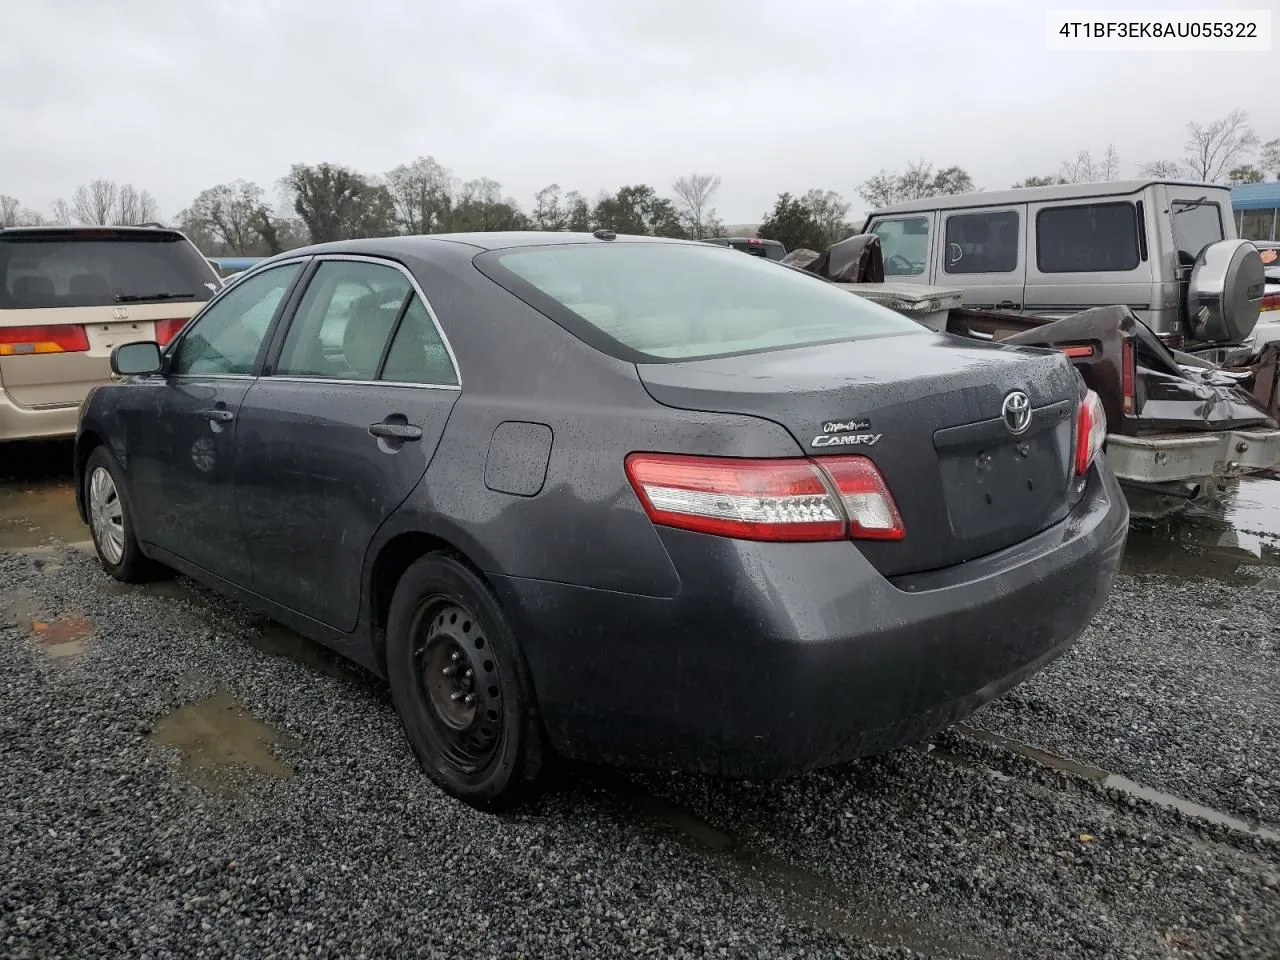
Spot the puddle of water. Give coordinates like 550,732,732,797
957,725,1280,843
593,769,1013,960
0,482,86,551
31,616,94,659
1123,475,1280,582
151,690,297,783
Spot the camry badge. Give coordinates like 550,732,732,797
1002,391,1032,435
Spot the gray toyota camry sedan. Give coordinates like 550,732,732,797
74,232,1128,808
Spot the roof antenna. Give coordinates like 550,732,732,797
592,228,616,241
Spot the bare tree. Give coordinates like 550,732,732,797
1138,159,1186,178
1060,145,1121,183
1261,138,1280,180
114,184,160,224
385,156,456,234
50,198,73,225
858,161,974,208
1181,110,1258,183
72,179,118,225
671,173,721,239
0,195,19,227
184,180,270,253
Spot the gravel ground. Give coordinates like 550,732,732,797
2,545,1278,960
972,540,1280,833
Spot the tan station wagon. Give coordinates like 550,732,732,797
0,225,222,441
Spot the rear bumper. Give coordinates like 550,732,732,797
0,389,80,441
1107,429,1280,485
490,464,1128,777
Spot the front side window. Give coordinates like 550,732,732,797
869,217,930,276
944,210,1020,274
275,260,412,380
478,241,924,362
170,263,300,376
1170,200,1225,265
1036,203,1140,274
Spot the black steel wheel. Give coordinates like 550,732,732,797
386,553,544,809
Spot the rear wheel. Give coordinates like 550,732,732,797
83,445,160,582
386,553,544,810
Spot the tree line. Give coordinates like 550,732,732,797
3,111,1274,255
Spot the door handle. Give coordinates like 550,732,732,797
202,409,235,423
995,301,1022,310
369,421,423,441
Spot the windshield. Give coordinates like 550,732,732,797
0,231,219,309
1170,199,1225,266
479,241,924,361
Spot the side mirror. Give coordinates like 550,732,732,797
111,341,163,377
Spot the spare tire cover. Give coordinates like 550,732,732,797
1188,239,1265,343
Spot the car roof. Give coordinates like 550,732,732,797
282,231,695,260
865,178,1228,217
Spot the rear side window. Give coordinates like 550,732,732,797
478,242,923,362
869,217,930,276
0,231,219,309
944,210,1020,274
381,296,458,386
1036,203,1140,273
1170,200,1224,265
275,261,412,381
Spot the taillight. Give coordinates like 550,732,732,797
1074,390,1107,477
1121,337,1136,416
154,317,188,345
0,324,90,356
1058,344,1095,358
624,453,904,543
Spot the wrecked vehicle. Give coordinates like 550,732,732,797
788,233,1280,511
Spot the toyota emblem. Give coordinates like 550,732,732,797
1001,390,1032,435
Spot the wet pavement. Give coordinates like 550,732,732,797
1,439,1278,957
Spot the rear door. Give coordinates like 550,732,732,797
233,256,461,631
935,204,1027,310
866,213,936,284
0,229,220,408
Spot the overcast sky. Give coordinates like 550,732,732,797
2,0,1277,225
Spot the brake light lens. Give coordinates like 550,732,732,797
624,453,904,542
154,317,188,345
1121,337,1136,416
1058,344,1095,358
0,324,90,356
1074,389,1107,477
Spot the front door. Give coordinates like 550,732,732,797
233,257,461,631
128,261,304,584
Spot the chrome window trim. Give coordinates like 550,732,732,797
271,253,463,389
264,374,459,392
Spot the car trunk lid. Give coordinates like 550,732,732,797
637,333,1083,576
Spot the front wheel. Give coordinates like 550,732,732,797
386,553,545,810
83,445,160,582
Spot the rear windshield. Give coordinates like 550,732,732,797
0,231,219,309
477,242,924,361
1170,199,1225,265
727,239,785,261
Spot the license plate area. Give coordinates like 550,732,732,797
934,399,1075,541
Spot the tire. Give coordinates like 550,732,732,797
386,552,545,810
83,445,160,583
